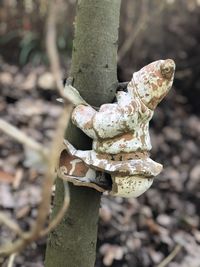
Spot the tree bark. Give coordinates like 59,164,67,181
45,1,121,267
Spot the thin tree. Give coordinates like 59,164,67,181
45,0,121,267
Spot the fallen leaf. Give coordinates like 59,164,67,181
100,244,124,266
12,168,23,189
0,184,15,208
38,72,55,90
0,170,15,183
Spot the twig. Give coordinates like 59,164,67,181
41,0,71,237
0,119,47,158
0,89,70,254
118,1,165,62
40,182,69,237
118,0,148,62
0,109,68,254
0,213,23,238
45,0,88,107
30,106,71,242
156,245,182,267
7,253,17,267
45,0,62,93
0,0,70,256
30,0,71,243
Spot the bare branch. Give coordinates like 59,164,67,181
45,0,62,93
30,106,71,242
0,179,69,256
118,1,165,62
7,253,17,267
0,106,70,256
156,245,182,267
0,213,23,238
45,0,88,107
0,119,47,158
118,14,148,61
40,182,69,237
0,0,71,257
0,234,29,256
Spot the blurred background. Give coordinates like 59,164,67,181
0,0,200,266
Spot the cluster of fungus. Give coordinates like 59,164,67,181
58,59,175,198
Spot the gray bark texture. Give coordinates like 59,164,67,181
45,1,121,266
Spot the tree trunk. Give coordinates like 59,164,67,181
45,1,121,267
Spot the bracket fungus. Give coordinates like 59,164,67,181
58,59,175,198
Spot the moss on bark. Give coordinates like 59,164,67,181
45,1,121,266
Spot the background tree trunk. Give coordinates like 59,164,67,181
45,1,121,266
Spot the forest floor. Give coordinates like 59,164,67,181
0,59,200,267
